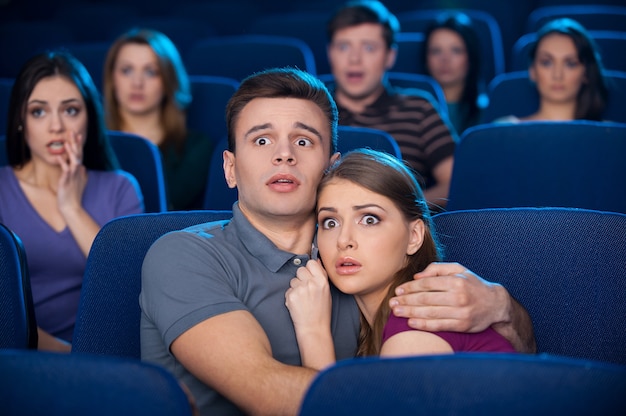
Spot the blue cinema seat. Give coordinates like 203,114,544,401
433,207,626,365
0,223,37,349
0,349,193,415
300,353,626,415
447,121,626,213
72,210,232,359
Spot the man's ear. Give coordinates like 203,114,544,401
223,150,237,189
385,46,398,71
406,219,425,256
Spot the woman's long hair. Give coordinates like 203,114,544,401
529,18,608,120
318,149,442,356
6,50,118,170
103,28,192,152
423,12,482,132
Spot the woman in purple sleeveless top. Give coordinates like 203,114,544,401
0,51,144,351
285,149,515,370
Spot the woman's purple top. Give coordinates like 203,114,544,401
0,166,143,342
382,313,516,353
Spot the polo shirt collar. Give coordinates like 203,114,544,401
230,203,312,273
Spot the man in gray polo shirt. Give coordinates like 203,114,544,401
140,67,534,416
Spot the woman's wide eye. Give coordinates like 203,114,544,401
321,218,338,229
361,215,380,225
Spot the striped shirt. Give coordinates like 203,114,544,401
336,87,457,189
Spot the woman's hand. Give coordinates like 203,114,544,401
285,259,336,369
285,259,332,331
389,262,536,352
53,131,100,258
56,131,87,215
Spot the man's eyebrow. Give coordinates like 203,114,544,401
244,123,272,138
294,122,323,142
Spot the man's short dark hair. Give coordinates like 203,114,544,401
327,0,400,49
226,67,338,155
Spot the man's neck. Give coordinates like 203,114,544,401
335,84,386,114
240,206,317,255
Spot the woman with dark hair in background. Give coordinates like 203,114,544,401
496,18,608,123
0,51,143,351
104,28,214,210
423,12,482,135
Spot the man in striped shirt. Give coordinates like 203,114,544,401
327,0,457,211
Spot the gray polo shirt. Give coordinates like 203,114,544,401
140,204,359,415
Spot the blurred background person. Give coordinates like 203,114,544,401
326,0,457,211
103,28,214,210
495,18,608,123
423,12,483,135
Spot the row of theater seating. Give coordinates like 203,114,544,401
1,21,625,137
3,119,626,215
2,206,626,413
1,52,626,132
1,349,625,415
0,73,443,138
1,3,626,84
0,0,557,63
2,116,626,214
0,124,401,213
204,120,626,214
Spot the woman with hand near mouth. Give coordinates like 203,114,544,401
285,149,515,369
103,28,214,211
0,51,144,352
496,18,608,123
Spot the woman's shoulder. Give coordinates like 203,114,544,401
81,169,143,215
0,165,13,178
0,166,17,193
87,169,140,190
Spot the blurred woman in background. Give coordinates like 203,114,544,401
496,18,608,123
423,12,482,134
104,28,214,210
